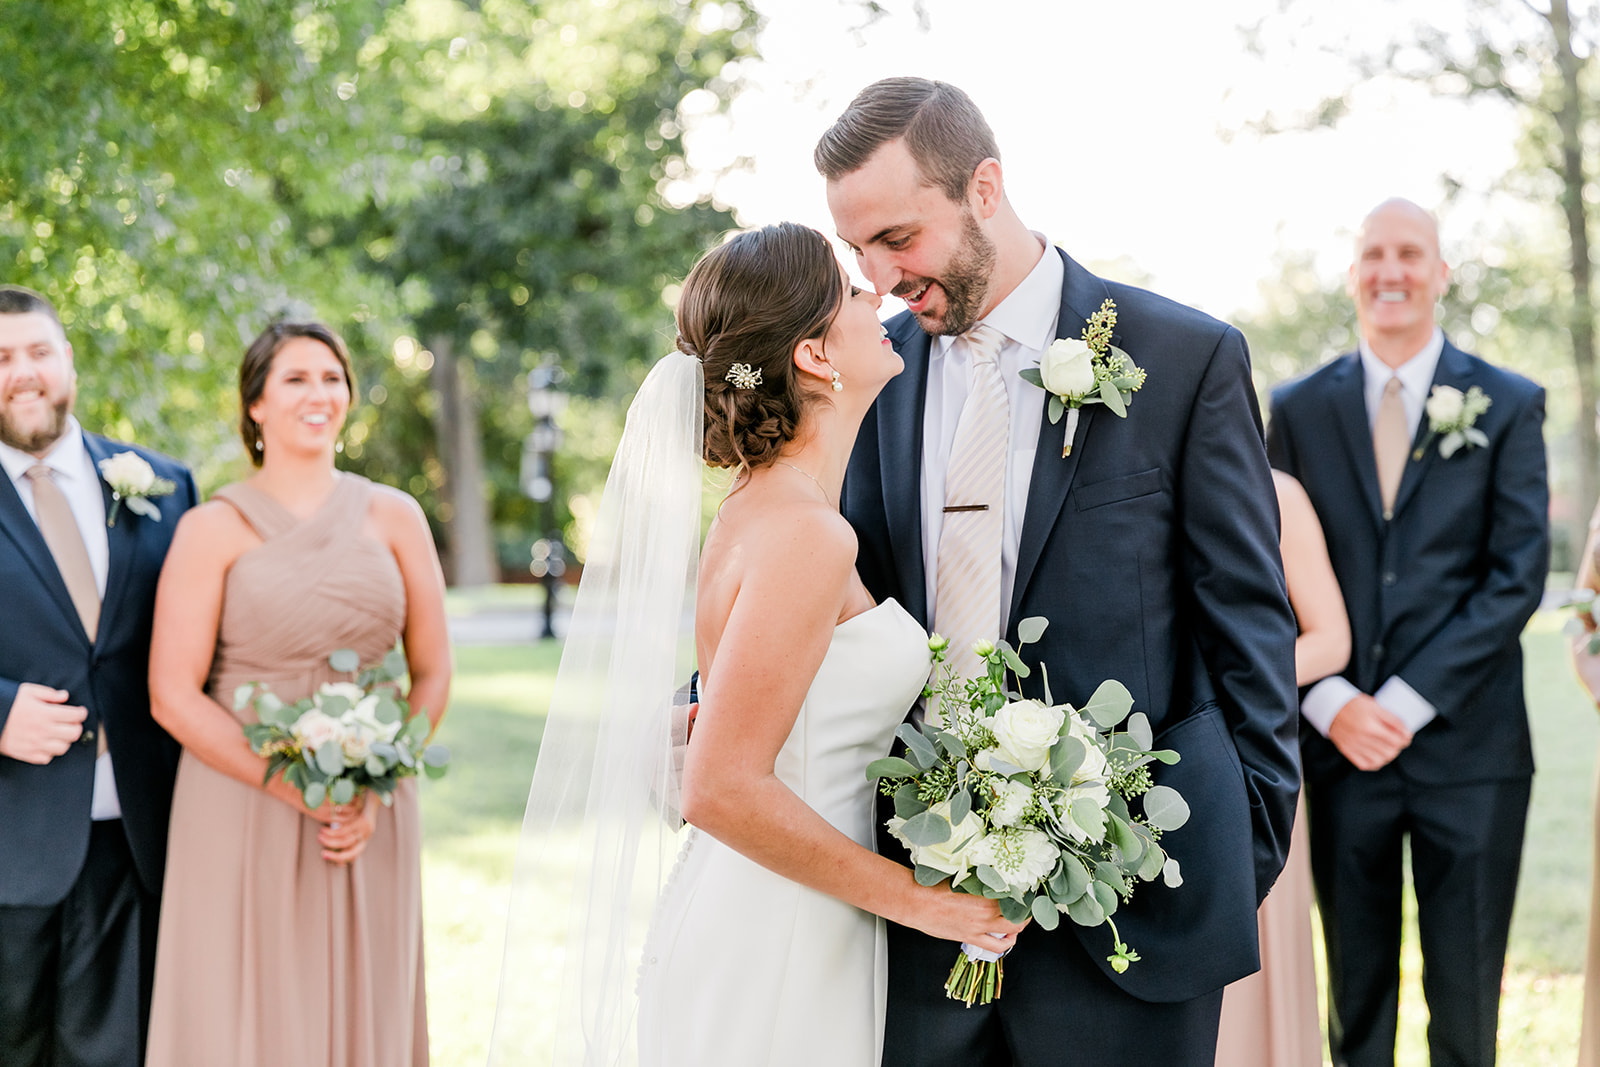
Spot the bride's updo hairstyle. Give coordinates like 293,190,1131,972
676,222,844,472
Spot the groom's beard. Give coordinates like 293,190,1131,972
897,209,996,337
0,394,72,454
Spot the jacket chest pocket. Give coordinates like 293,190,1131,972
1072,467,1165,512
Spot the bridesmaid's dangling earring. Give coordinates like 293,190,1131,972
254,439,263,452
830,370,843,392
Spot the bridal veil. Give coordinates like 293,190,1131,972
488,351,703,1065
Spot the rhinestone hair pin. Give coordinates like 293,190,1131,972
725,362,763,390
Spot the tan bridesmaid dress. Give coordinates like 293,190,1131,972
145,475,428,1067
1214,794,1322,1066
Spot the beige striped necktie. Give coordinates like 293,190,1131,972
26,465,105,755
1373,376,1409,520
934,323,1009,694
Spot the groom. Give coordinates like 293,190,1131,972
0,285,197,1066
819,79,1300,1063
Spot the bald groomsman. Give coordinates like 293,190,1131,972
1268,201,1549,1067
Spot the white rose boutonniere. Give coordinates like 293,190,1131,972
98,452,176,527
1020,298,1145,458
1413,384,1492,460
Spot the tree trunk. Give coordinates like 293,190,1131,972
1551,0,1598,564
428,334,498,588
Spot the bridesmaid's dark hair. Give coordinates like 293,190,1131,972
239,321,356,466
677,223,843,473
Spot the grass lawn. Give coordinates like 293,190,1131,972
418,612,1597,1066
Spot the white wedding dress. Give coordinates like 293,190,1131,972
635,598,930,1067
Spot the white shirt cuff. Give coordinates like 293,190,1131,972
1374,676,1437,734
1301,676,1361,737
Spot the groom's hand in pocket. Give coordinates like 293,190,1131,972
0,683,86,764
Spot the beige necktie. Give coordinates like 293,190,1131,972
1373,377,1409,520
934,323,1010,695
26,465,105,755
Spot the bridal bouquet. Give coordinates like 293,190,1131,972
868,619,1188,1005
237,648,449,810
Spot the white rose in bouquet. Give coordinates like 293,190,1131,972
991,699,1065,772
989,779,1034,828
888,799,985,882
99,451,157,493
1039,337,1096,398
319,682,368,707
1058,783,1112,843
1062,711,1110,784
1426,384,1465,425
292,709,344,752
339,726,372,767
968,827,1059,891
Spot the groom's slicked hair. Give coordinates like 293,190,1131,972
814,77,999,202
0,285,63,328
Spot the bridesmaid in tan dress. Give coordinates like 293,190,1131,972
1215,471,1351,1066
145,322,451,1066
1569,503,1600,1067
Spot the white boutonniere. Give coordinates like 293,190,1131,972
98,451,176,527
1412,385,1492,461
1019,298,1145,457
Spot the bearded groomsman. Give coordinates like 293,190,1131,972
0,285,198,1066
819,78,1300,1066
1267,200,1549,1066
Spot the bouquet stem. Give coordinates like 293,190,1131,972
945,945,1004,1006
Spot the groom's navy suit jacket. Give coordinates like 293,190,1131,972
0,434,196,907
844,250,1301,1003
1266,344,1548,788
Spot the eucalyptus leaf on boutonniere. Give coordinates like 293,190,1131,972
1019,298,1146,457
98,452,176,527
1411,385,1492,461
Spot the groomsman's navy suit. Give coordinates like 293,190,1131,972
0,432,196,1066
1267,342,1548,1066
844,249,1301,1065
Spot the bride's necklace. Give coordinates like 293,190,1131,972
776,461,833,506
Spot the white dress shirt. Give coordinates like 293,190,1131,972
1300,329,1444,739
0,418,122,818
921,235,1060,624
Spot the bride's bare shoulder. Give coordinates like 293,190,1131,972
702,495,855,608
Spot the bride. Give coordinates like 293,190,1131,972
489,222,1021,1066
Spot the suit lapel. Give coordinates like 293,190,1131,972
84,434,137,647
881,319,931,626
1328,354,1385,528
0,455,93,646
1389,342,1474,521
1010,251,1107,626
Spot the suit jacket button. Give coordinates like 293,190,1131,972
1370,643,1385,660
79,728,96,746
1382,571,1397,586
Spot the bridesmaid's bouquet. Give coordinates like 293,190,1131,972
869,619,1188,1006
236,648,449,810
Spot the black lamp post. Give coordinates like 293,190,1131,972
523,362,567,640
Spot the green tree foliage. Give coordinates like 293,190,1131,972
324,0,754,580
0,0,756,582
0,0,407,486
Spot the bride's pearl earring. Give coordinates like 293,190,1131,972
830,370,843,392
